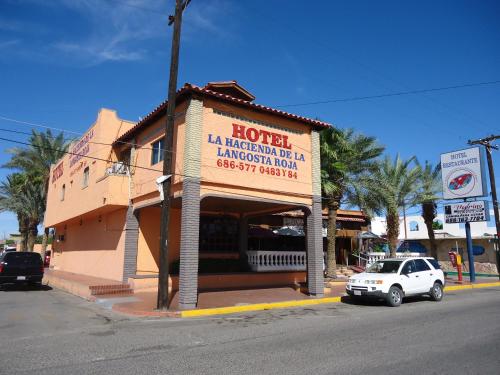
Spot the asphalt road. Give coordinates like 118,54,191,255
0,283,499,375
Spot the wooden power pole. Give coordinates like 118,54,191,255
468,135,500,279
157,0,191,311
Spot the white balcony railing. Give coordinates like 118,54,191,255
247,251,306,272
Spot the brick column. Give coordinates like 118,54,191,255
178,98,203,309
122,205,139,283
307,130,324,296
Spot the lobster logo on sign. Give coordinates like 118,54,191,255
445,168,476,197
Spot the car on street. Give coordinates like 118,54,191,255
346,257,445,307
0,251,44,287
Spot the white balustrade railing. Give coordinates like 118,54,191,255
247,251,307,272
366,252,422,266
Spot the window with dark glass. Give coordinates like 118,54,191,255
401,260,416,274
151,138,165,165
427,258,441,270
199,216,238,253
82,167,89,188
414,259,431,272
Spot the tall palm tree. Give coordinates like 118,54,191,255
0,174,29,251
19,181,46,252
4,130,69,255
320,127,384,279
368,155,421,257
416,160,442,259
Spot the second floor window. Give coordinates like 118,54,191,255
60,184,65,201
82,167,90,188
151,138,164,165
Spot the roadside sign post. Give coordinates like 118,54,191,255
465,222,475,282
441,147,488,283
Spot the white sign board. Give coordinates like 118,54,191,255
441,147,486,200
444,201,490,223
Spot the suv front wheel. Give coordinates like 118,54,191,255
386,286,403,307
430,282,443,301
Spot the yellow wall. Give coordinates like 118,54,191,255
51,208,127,281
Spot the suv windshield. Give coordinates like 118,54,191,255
366,260,402,273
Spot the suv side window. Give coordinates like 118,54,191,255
401,260,416,274
414,259,431,272
426,258,441,270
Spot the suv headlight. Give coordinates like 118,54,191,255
365,280,383,284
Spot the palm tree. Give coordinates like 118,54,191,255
368,155,421,257
0,174,30,251
416,161,441,259
19,181,46,252
4,130,69,255
320,127,385,279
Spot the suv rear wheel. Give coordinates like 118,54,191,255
430,282,443,301
386,286,403,307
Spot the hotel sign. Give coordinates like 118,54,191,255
70,129,94,168
444,201,490,223
208,123,306,180
441,147,486,200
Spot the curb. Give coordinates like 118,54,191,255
181,297,342,318
444,281,500,292
180,281,500,318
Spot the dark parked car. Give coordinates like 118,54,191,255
0,252,44,286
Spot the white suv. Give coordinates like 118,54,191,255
346,257,445,307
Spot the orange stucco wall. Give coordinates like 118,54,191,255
136,206,181,274
51,208,127,281
200,99,313,205
45,109,135,227
44,93,318,285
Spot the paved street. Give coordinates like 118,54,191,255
0,284,499,375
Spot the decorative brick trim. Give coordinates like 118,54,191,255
306,195,324,296
123,205,139,283
311,130,321,197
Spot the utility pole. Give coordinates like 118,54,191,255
157,0,191,311
468,135,500,280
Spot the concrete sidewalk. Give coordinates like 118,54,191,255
44,269,500,318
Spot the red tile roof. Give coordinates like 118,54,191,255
114,82,331,145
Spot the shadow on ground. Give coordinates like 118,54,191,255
340,294,434,307
0,283,52,292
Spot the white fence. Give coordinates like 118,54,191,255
247,251,307,272
366,252,421,266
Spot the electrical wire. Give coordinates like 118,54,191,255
274,80,500,108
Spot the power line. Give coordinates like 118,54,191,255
275,79,500,108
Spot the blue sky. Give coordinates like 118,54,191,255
0,0,499,236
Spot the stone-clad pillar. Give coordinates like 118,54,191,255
307,130,324,297
178,98,203,309
122,205,139,283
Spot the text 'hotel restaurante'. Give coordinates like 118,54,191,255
45,81,368,309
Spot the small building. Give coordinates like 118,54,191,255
45,81,332,308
